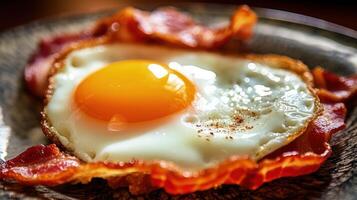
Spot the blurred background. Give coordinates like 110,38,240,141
0,0,356,31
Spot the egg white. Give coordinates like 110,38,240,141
45,43,318,170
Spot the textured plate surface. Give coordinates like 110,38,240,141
0,3,356,200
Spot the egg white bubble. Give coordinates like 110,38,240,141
46,43,318,170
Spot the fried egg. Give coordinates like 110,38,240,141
44,43,319,170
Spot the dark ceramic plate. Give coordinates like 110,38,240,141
0,3,356,200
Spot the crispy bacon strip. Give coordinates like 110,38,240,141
0,145,80,186
94,6,257,48
313,67,357,102
25,33,94,97
25,6,257,97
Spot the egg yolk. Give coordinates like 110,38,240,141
74,60,196,123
